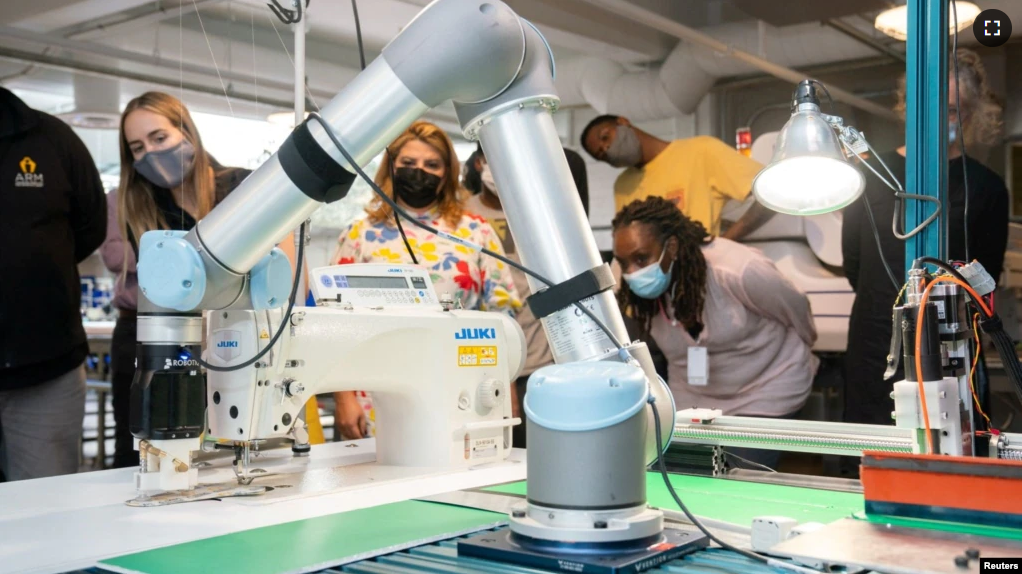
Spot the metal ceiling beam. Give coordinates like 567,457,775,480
823,18,906,64
710,56,899,91
0,44,294,110
0,44,462,127
576,0,900,120
0,24,336,103
64,0,229,40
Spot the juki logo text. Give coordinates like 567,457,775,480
455,328,496,340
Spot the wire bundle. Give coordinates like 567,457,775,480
909,257,1022,452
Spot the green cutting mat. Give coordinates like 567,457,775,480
98,500,504,574
486,472,864,526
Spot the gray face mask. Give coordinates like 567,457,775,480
604,125,642,168
134,139,195,189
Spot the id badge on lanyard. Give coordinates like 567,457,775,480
688,346,708,386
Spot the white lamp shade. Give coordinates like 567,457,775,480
874,2,981,41
752,107,865,215
753,157,864,216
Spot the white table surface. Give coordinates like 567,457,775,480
0,441,526,574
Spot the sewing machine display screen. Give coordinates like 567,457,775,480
312,264,439,307
336,275,408,289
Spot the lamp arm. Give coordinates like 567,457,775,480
837,130,940,241
838,133,902,194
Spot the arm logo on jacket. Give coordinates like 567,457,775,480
15,156,44,188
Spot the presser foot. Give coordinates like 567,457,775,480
232,441,277,485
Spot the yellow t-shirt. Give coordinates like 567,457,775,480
613,136,763,236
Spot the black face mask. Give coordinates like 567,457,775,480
393,167,442,208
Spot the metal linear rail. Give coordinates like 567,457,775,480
673,416,916,457
991,432,1022,460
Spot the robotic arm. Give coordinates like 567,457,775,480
133,0,673,493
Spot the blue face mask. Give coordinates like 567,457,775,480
623,246,673,299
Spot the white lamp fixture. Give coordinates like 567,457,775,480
751,80,865,216
874,2,981,41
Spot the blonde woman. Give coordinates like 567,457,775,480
108,92,306,462
333,121,520,439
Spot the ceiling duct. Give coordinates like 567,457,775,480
56,73,121,129
556,19,886,122
729,0,890,27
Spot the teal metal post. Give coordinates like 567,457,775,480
904,0,948,271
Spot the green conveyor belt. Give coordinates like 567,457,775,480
98,501,505,574
486,472,864,526
98,473,863,574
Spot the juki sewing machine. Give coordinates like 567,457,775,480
130,262,525,493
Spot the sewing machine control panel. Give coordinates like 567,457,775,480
311,264,439,307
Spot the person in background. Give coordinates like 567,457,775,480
613,197,817,469
464,145,590,217
581,114,773,241
0,86,106,481
842,49,1008,434
462,145,589,448
115,91,312,460
100,190,139,468
333,121,520,440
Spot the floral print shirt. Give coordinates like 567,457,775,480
333,208,521,315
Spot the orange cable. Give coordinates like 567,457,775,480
970,312,993,430
914,276,992,454
915,280,936,454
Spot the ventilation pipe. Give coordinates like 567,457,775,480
57,73,121,129
556,20,890,122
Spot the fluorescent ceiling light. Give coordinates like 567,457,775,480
874,2,981,41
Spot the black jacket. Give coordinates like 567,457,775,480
841,150,1009,425
0,87,107,389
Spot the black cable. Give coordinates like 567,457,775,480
268,0,308,24
951,0,971,264
195,223,306,372
306,111,626,350
861,190,901,291
808,79,835,113
385,148,419,265
349,0,416,263
982,323,1022,408
911,256,969,285
350,0,366,70
650,400,769,565
392,211,419,264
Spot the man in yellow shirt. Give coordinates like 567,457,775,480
581,115,772,239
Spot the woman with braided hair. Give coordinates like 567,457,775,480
613,197,818,467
